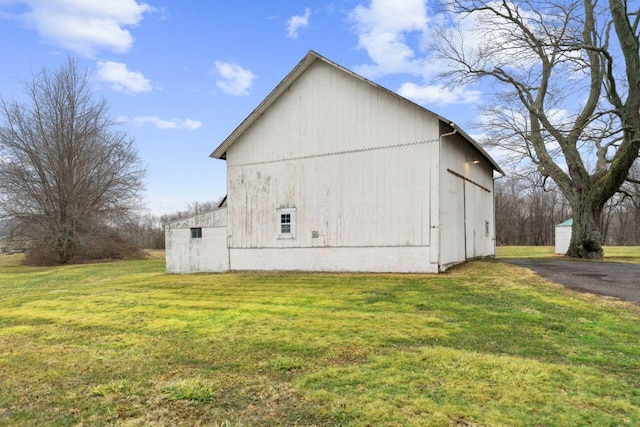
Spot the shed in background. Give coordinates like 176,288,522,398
555,218,573,254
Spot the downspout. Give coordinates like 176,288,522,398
438,123,458,272
492,174,504,257
463,178,467,261
223,156,231,272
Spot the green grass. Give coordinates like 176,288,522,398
496,245,557,258
497,245,640,262
1,251,640,425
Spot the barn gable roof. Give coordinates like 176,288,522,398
210,50,503,175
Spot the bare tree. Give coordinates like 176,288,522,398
435,0,640,258
495,167,640,246
0,59,146,264
609,159,640,244
495,174,572,245
186,199,225,215
120,213,165,250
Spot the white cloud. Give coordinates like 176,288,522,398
447,1,568,72
126,116,202,130
287,8,311,39
213,61,256,96
6,0,151,57
348,0,488,107
97,61,151,94
349,0,428,78
398,82,481,105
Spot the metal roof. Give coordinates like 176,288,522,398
210,50,504,175
556,218,573,227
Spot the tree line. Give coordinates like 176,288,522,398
114,198,226,252
495,163,640,247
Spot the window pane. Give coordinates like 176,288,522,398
277,210,294,236
191,228,202,238
280,213,291,234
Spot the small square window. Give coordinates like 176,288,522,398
191,227,202,238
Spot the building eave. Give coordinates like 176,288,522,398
163,206,227,226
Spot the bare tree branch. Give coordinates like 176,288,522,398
435,0,640,258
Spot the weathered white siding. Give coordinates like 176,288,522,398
230,247,437,273
224,59,441,272
439,131,496,269
555,222,572,254
165,208,229,273
439,169,466,267
164,51,501,274
227,144,436,248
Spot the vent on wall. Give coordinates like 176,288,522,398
312,231,319,238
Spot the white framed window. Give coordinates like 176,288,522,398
191,227,202,239
277,207,296,239
280,213,291,233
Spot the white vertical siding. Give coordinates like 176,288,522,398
440,132,496,268
555,226,571,254
230,246,438,273
227,143,435,249
225,60,440,265
165,208,229,273
226,60,440,167
165,227,229,273
440,172,465,267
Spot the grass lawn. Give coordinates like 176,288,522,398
497,245,640,263
1,251,639,426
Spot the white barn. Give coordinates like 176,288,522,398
165,51,503,273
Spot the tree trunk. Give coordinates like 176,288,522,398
54,228,75,265
567,199,604,259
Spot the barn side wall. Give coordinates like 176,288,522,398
224,59,441,273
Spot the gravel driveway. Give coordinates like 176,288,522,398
501,258,640,304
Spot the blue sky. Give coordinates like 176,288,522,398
0,0,487,216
